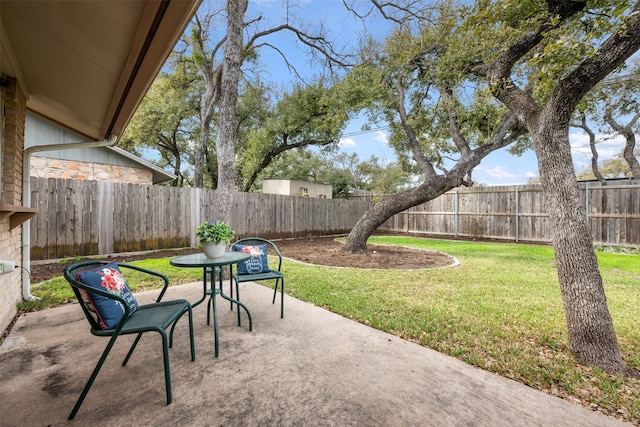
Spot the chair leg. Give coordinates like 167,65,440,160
169,305,189,349
229,270,234,311
122,333,143,366
280,277,284,318
212,289,219,357
68,334,120,420
206,267,212,325
272,278,284,318
188,305,195,361
170,305,195,361
235,277,241,326
272,278,279,304
160,330,172,404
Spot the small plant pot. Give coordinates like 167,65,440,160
202,242,226,258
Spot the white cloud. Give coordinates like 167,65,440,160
250,0,275,6
479,165,517,180
569,131,626,161
474,164,539,185
373,131,389,146
339,137,357,148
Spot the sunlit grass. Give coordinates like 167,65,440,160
22,236,640,423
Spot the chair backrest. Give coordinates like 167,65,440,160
64,260,125,331
231,237,282,272
63,260,139,335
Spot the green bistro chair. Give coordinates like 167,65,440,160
63,260,195,420
231,237,285,321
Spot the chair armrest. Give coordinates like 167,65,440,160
117,263,170,302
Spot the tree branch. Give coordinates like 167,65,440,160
472,24,549,122
437,83,471,158
251,42,308,82
343,0,437,25
574,111,605,182
394,75,437,177
473,111,527,159
551,2,640,112
246,24,352,69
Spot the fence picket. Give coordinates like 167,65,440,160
29,178,640,260
379,182,639,247
29,178,372,260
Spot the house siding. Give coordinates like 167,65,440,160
263,179,333,198
30,157,154,185
1,77,27,333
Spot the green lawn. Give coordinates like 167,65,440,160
23,236,640,423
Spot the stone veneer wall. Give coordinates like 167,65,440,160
1,77,27,334
30,157,154,185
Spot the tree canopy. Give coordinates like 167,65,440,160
339,0,640,375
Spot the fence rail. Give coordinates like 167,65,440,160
377,182,640,247
29,178,640,260
29,177,371,260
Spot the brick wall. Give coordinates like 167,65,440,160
1,77,27,334
30,157,154,185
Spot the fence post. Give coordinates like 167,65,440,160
97,181,113,255
455,189,459,237
190,187,200,247
585,182,590,225
405,208,409,234
515,186,520,242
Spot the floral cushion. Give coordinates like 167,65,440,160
234,244,270,275
77,262,138,330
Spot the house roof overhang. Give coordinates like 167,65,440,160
1,0,201,142
107,146,176,184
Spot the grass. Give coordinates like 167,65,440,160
21,236,640,424
21,258,203,312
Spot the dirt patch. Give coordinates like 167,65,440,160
275,236,455,269
29,235,456,283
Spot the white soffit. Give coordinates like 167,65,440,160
1,0,201,141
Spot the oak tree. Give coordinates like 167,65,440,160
465,0,640,374
343,0,640,374
341,3,527,253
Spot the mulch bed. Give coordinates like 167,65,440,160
29,235,455,283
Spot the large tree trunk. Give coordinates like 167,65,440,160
214,0,247,220
473,0,640,374
534,112,627,374
342,176,454,253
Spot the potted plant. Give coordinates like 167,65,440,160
196,220,235,258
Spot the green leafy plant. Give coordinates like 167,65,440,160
195,220,234,245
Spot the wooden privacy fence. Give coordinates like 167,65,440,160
378,182,640,247
29,177,371,260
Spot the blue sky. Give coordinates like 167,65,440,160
240,0,629,186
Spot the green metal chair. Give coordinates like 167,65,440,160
63,260,195,420
231,237,285,320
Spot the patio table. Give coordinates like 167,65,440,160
170,252,251,357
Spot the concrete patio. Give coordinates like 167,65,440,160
0,280,627,426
